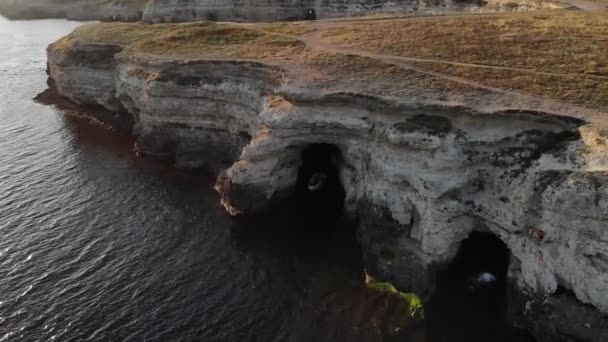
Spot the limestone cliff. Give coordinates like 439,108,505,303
143,0,418,22
44,11,608,341
142,0,567,23
0,0,147,21
0,0,573,22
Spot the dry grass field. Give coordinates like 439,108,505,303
53,10,608,109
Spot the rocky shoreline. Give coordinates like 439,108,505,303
43,11,608,341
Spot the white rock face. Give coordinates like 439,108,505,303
143,0,421,22
0,0,568,22
46,39,608,339
141,0,566,23
0,0,144,21
228,94,608,308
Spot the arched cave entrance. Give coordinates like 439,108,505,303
295,144,346,226
427,232,515,342
305,8,317,20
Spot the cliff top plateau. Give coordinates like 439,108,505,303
52,9,608,123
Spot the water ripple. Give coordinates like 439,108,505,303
0,17,329,342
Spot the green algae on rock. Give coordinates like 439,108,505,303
366,279,424,319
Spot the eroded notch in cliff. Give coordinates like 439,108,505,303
295,144,346,225
427,232,513,342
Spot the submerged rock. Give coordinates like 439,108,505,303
291,276,425,342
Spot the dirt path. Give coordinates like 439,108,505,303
298,33,520,96
241,14,607,100
258,27,597,98
557,0,607,10
247,24,607,125
307,39,608,80
294,20,607,79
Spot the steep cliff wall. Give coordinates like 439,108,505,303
141,0,566,23
0,0,147,21
142,0,417,23
45,12,608,341
0,0,569,22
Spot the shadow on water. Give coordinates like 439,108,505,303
231,143,359,290
228,143,367,341
59,111,219,184
51,105,515,342
232,143,426,342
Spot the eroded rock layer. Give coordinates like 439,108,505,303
0,0,146,21
0,0,574,22
141,0,566,22
143,0,418,22
45,13,608,341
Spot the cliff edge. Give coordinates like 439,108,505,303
44,10,608,341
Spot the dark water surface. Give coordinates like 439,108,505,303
0,17,370,342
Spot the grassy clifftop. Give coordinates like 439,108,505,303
317,10,608,107
51,10,608,111
53,21,304,60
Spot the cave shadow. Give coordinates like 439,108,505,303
229,143,356,266
228,143,367,322
294,143,346,229
231,143,347,232
305,9,317,20
426,231,535,342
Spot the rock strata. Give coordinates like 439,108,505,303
44,12,608,341
142,0,566,22
0,0,146,21
0,0,571,22
143,0,417,22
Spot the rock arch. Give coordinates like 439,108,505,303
427,231,512,342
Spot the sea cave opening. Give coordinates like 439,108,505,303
427,231,520,342
295,143,346,227
305,8,317,20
